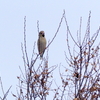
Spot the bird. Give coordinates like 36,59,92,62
37,31,46,59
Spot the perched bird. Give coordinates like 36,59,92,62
37,31,46,59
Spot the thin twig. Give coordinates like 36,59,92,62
37,20,39,34
24,16,29,67
0,77,5,99
46,10,65,49
2,86,12,100
64,13,79,47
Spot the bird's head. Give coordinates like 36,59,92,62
39,31,45,37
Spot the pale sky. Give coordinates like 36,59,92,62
0,0,100,99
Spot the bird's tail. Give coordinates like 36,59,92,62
40,54,43,60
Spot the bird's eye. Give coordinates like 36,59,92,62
42,34,44,37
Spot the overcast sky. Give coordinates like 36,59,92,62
0,0,100,99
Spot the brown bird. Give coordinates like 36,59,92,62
37,31,46,59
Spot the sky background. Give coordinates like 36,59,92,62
0,0,100,99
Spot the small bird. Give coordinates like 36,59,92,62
37,31,46,59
